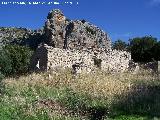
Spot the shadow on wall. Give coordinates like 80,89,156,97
21,33,45,50
11,32,45,50
111,83,160,118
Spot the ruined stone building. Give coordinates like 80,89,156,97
31,9,132,73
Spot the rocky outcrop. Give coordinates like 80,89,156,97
44,9,111,51
0,27,44,49
0,27,31,45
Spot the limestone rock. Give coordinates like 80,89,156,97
0,27,31,45
0,27,44,49
44,9,111,51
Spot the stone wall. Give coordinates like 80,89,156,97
31,44,131,74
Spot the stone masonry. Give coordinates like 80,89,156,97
31,9,132,73
31,43,131,73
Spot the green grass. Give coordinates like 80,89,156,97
107,115,148,120
0,70,160,120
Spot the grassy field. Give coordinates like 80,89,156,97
0,69,160,120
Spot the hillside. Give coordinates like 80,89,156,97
0,27,31,44
0,27,44,49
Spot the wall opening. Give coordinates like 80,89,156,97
94,58,102,69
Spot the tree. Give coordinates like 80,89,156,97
112,39,128,51
129,36,157,63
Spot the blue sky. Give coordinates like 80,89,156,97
0,0,160,42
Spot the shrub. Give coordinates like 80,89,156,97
0,72,4,80
0,45,33,76
0,72,5,95
0,49,12,76
129,36,157,62
151,41,160,61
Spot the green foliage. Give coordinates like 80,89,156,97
0,50,12,76
129,36,157,62
112,82,160,118
112,39,128,51
0,72,5,95
58,88,89,111
56,87,110,120
0,100,51,120
107,115,148,120
151,41,160,61
112,36,160,62
0,72,4,80
2,70,160,120
0,45,33,76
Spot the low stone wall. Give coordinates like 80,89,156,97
100,50,131,73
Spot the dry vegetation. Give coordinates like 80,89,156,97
1,69,160,120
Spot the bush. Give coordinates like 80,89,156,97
129,36,157,62
0,72,5,95
151,41,160,61
0,50,12,76
0,72,4,80
0,45,33,76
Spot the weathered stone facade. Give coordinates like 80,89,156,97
31,9,132,73
31,43,131,73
